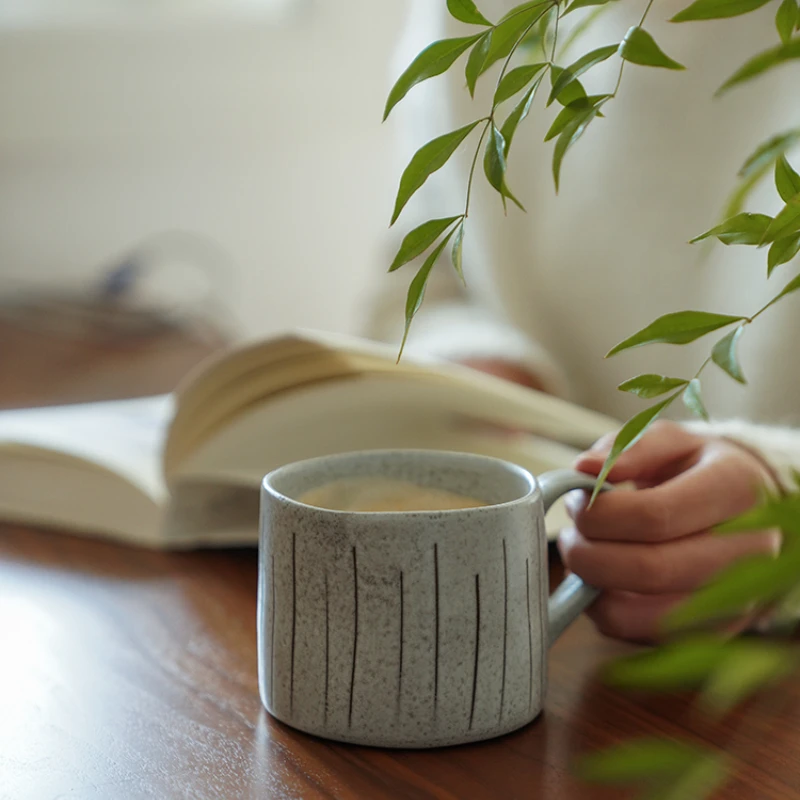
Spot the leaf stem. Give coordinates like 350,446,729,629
495,4,557,107
693,356,711,381
639,0,656,26
551,3,561,63
466,4,556,219
610,0,656,99
465,121,493,217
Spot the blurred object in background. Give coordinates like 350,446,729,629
0,0,404,346
0,231,234,409
0,0,305,28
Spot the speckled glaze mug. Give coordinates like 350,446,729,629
257,450,600,749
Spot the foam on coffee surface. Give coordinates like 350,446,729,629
297,477,486,512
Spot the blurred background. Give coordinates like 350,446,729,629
0,0,406,407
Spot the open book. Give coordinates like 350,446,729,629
0,329,618,548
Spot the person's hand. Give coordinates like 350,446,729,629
459,358,549,392
560,420,781,643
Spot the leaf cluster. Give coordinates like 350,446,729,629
382,2,800,797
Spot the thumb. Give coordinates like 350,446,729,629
574,421,703,483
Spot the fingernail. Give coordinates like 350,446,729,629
573,453,602,474
564,490,587,519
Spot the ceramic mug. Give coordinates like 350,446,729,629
257,450,600,749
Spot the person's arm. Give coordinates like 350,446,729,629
562,419,800,643
366,0,569,397
684,419,800,494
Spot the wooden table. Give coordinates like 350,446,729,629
2,529,800,800
2,325,800,800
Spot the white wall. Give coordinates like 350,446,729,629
0,1,409,340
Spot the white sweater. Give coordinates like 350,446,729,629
366,0,800,488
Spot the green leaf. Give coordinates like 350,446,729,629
618,374,689,399
607,635,799,718
739,129,800,179
703,643,797,712
776,155,800,203
671,0,772,22
479,3,552,79
711,326,746,384
447,0,492,26
484,123,507,199
564,0,615,15
577,739,701,783
717,494,800,537
768,233,800,275
493,63,547,106
606,311,745,357
590,394,679,503
642,754,730,800
718,39,800,95
391,121,482,225
715,498,787,534
547,44,618,105
500,81,539,156
465,31,493,96
619,26,686,70
605,636,729,690
771,582,800,630
384,35,484,121
552,107,599,192
398,229,458,359
760,197,800,244
766,271,800,308
776,0,799,44
484,124,525,211
683,379,709,421
388,216,463,272
722,163,772,219
690,212,773,246
665,548,800,630
451,222,466,283
497,0,553,24
544,95,610,141
549,65,590,106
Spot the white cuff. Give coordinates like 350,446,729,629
403,303,571,398
684,418,800,492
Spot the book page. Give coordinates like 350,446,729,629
0,395,173,502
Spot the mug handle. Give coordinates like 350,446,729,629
538,469,609,644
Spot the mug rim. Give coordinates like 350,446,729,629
261,448,540,517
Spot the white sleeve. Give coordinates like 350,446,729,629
685,419,800,492
364,0,570,398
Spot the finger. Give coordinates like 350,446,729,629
558,526,781,594
575,420,702,484
587,590,688,644
586,590,764,643
566,445,767,542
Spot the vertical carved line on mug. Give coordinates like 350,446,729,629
312,525,357,734
324,570,330,727
269,525,295,720
343,532,413,737
397,570,404,721
270,553,276,710
500,539,508,723
290,532,297,714
433,541,440,721
526,557,533,713
348,546,359,729
469,574,481,730
538,514,548,707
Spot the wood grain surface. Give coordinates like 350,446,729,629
2,318,799,799
2,528,800,800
